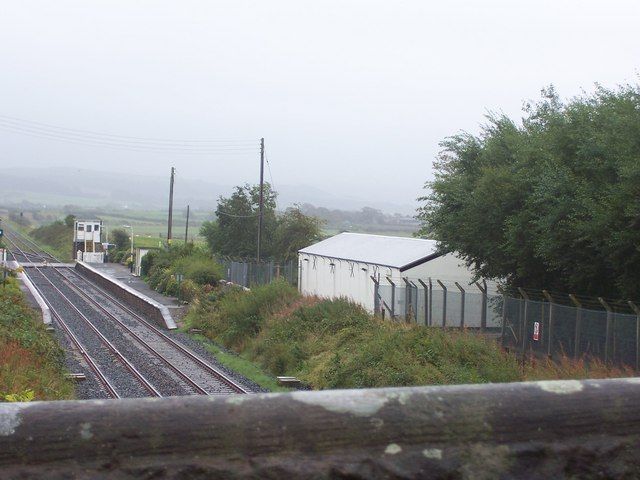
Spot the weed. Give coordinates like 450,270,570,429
0,278,74,401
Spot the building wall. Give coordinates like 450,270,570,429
298,252,397,312
299,251,500,319
404,254,473,286
74,221,102,244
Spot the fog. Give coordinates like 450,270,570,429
0,1,638,214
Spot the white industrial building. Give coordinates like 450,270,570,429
298,233,499,327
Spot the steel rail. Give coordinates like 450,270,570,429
52,268,211,395
66,267,250,394
42,299,120,398
3,227,59,263
3,233,121,397
31,267,162,398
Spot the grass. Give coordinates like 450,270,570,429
522,354,635,380
185,281,636,390
29,221,73,261
0,277,74,401
187,333,291,392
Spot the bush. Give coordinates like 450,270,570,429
29,220,72,261
185,281,634,390
179,279,199,302
0,278,74,400
141,244,225,299
189,280,299,349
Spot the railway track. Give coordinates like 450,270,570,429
2,226,59,263
54,267,248,394
3,224,250,398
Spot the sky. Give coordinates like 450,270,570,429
0,1,638,214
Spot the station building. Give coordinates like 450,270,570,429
73,220,105,263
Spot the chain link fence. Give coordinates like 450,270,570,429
219,258,297,288
373,276,640,368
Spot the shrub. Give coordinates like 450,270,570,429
0,278,74,400
179,279,199,302
190,280,300,349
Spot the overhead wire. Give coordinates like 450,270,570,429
0,115,259,154
264,148,276,192
216,211,260,218
0,115,256,144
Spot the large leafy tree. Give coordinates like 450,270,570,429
418,84,640,299
273,207,323,261
201,183,321,261
201,183,277,258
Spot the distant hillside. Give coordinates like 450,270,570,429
0,167,416,215
299,203,419,236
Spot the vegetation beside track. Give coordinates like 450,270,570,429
29,219,73,261
0,277,74,401
141,243,224,301
185,281,635,389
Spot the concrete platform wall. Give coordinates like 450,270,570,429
75,261,176,329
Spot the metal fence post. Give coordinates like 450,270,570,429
428,278,433,326
403,277,412,323
410,281,419,324
628,301,640,372
517,288,529,362
569,294,582,358
599,297,613,364
387,277,396,320
370,276,380,315
474,281,487,332
436,280,447,329
454,282,465,328
500,294,507,347
418,279,429,326
542,290,554,358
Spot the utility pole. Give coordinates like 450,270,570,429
167,167,175,244
184,204,190,244
257,137,265,263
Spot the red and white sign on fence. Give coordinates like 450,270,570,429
533,321,540,341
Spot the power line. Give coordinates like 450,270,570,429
0,115,256,145
216,210,259,218
0,115,259,154
265,148,276,193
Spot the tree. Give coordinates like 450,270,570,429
201,185,322,261
111,228,130,251
417,84,640,299
273,207,323,261
64,214,76,228
201,184,278,259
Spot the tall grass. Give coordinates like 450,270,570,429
189,281,637,390
29,221,72,261
189,282,536,389
0,278,74,400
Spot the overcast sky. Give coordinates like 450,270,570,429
1,1,638,213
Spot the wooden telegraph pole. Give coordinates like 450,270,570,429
257,138,265,263
167,167,175,244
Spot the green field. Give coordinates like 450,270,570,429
1,205,418,253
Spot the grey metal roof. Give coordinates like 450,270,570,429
298,233,443,271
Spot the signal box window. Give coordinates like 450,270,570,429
94,225,100,232
87,225,92,233
78,225,84,231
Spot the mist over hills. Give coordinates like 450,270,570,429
0,167,417,215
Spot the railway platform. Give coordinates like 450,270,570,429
87,262,180,307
